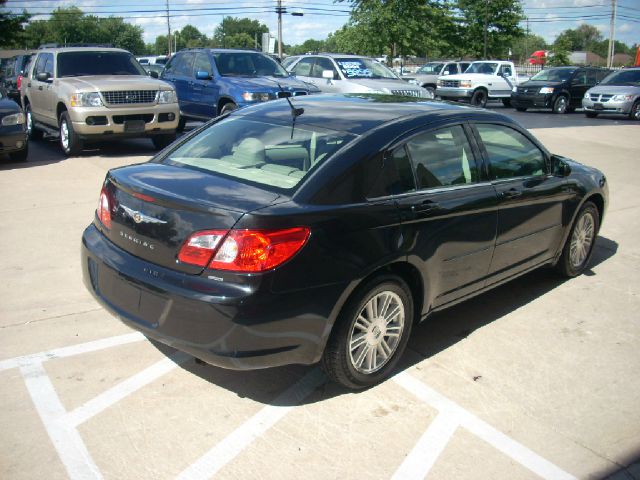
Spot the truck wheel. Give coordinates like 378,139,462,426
59,111,83,156
629,100,640,121
470,89,488,108
424,86,435,97
552,95,568,114
502,98,512,107
25,104,43,141
151,133,177,150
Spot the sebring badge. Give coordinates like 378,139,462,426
121,204,167,225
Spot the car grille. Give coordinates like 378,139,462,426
440,80,460,88
587,93,614,102
391,89,422,97
102,90,158,105
516,86,536,94
277,91,308,98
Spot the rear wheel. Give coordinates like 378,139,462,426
25,104,43,141
470,89,488,108
321,275,413,389
151,133,177,150
552,95,568,114
556,201,599,277
9,145,28,162
59,111,83,156
424,85,435,97
629,100,640,121
176,116,186,132
585,111,598,118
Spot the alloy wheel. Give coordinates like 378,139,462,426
570,211,595,268
60,119,69,150
554,96,567,114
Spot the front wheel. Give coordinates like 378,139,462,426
556,201,599,277
219,102,238,116
629,100,640,121
25,104,43,141
470,89,488,108
321,275,413,389
553,95,568,114
59,111,83,156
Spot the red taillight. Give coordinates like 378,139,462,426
97,187,112,229
17,75,22,89
178,227,310,272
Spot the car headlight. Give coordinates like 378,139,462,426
611,94,634,101
584,92,590,99
157,90,177,104
242,92,271,102
460,80,472,88
512,86,517,92
437,79,443,86
539,87,554,94
70,92,103,107
1,112,25,126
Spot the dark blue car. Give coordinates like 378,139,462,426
161,48,317,130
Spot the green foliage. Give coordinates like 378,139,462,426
511,33,547,63
455,0,524,59
213,17,267,48
0,0,31,48
548,35,571,66
554,24,602,52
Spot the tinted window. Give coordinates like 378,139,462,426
170,52,195,76
600,69,640,85
405,125,478,189
367,147,416,198
476,124,545,180
281,56,298,69
530,68,575,82
311,57,338,79
499,65,513,77
572,70,587,85
193,52,212,76
596,69,611,82
444,63,458,75
57,51,145,77
417,63,444,74
466,62,498,74
459,62,470,72
212,52,288,77
33,53,51,78
291,57,314,77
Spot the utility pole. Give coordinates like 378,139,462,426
524,17,529,63
277,0,283,59
166,0,172,57
483,0,489,59
607,0,617,68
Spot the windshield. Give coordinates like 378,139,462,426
600,69,640,86
212,52,289,77
57,51,146,77
465,62,498,75
530,68,576,82
163,117,355,191
334,58,398,80
416,63,444,74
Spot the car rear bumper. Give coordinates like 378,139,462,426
81,223,345,370
582,98,634,114
510,92,553,109
69,104,180,137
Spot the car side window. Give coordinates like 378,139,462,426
586,69,598,84
32,54,48,78
193,52,212,76
43,54,54,77
367,147,416,198
459,62,470,72
476,124,546,180
596,69,610,82
311,57,338,79
500,65,513,77
291,57,314,77
573,70,587,85
444,63,458,75
172,52,195,77
405,125,478,190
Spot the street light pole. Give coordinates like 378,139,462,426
607,0,617,68
166,0,171,56
277,0,283,59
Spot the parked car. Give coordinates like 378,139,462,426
402,61,471,96
582,67,640,120
142,63,165,77
285,54,433,98
0,89,28,162
2,54,33,103
161,48,315,130
22,46,179,156
136,55,169,66
511,66,611,114
81,94,608,389
436,60,522,107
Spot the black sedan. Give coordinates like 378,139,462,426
81,95,608,389
0,89,28,162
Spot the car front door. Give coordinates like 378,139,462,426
28,53,52,123
191,51,218,119
162,52,196,117
496,64,516,95
392,123,499,309
309,57,341,93
473,123,571,283
290,57,316,87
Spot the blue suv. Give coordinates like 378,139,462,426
161,49,316,129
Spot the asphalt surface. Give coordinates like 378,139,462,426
1,104,639,480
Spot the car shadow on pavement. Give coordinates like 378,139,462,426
596,454,640,479
153,236,618,406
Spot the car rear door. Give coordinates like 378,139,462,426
472,122,571,284
391,123,498,308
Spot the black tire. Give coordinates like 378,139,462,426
9,145,28,162
321,275,414,389
556,201,599,278
151,133,177,150
470,89,488,108
502,98,512,107
219,102,238,116
552,95,569,114
585,111,598,118
628,100,640,121
515,107,527,112
424,86,435,97
176,116,186,132
59,111,83,156
25,104,43,141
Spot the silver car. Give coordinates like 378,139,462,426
285,54,433,99
582,67,640,120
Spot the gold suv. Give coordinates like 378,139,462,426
21,46,179,155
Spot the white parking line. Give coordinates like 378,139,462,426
176,368,326,480
393,371,577,480
21,362,103,480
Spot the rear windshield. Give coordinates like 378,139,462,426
599,69,640,86
57,51,146,77
530,68,576,82
163,117,355,191
334,58,398,79
212,52,289,77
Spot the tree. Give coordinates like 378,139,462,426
213,17,267,48
548,35,571,66
511,33,547,63
554,24,602,52
0,0,30,47
455,0,524,59
178,24,207,50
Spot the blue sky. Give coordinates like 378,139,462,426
4,0,639,50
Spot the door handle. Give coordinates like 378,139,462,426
411,200,439,213
501,188,522,199
38,86,43,91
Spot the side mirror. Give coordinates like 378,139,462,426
36,72,51,82
148,70,159,79
322,70,334,80
551,155,571,177
195,70,212,80
443,71,450,76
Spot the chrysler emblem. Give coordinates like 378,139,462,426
133,212,143,223
121,204,167,225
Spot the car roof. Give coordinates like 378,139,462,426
236,94,516,136
181,48,268,54
36,47,130,54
